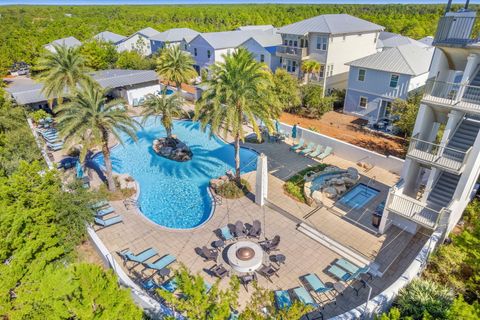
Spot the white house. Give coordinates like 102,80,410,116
150,28,200,54
94,31,126,45
116,27,160,56
44,36,82,53
376,31,430,51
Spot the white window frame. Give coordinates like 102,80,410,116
359,96,368,109
358,69,366,82
390,74,400,88
316,36,328,51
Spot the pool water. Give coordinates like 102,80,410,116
165,89,174,95
93,118,257,229
338,183,380,209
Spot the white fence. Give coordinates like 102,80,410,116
279,122,404,175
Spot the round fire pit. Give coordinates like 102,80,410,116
227,241,263,273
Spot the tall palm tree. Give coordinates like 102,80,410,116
35,44,91,104
195,48,280,182
141,93,187,138
301,60,321,83
156,45,197,92
56,81,139,192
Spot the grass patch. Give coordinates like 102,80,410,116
283,164,328,203
216,179,251,199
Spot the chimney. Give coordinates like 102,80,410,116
445,0,453,13
465,0,470,10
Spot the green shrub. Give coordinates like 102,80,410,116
299,84,334,119
216,179,251,199
31,109,49,123
282,164,328,203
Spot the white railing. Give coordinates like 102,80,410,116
423,80,480,112
276,45,308,58
407,133,471,173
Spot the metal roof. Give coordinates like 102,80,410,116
6,69,158,105
194,29,281,50
237,25,274,31
418,36,434,46
150,28,200,43
45,36,82,49
136,27,160,38
94,31,126,44
278,14,384,36
377,31,429,50
347,44,434,76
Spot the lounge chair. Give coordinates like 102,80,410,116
290,138,305,151
140,278,160,293
257,264,279,282
234,220,247,238
247,220,261,239
160,277,178,293
260,235,280,253
47,142,63,151
274,290,292,310
327,264,353,282
307,145,324,158
209,264,229,279
118,247,158,268
90,200,109,209
219,226,234,241
299,142,315,155
292,287,320,309
302,273,332,294
143,254,176,271
317,146,333,160
96,206,115,217
94,215,123,228
335,259,360,275
199,246,218,262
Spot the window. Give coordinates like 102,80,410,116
300,39,304,47
292,61,297,72
390,74,399,88
279,57,283,64
358,69,366,82
194,48,197,56
293,40,298,47
326,64,334,77
359,96,368,109
184,44,188,50
319,65,325,78
260,54,265,63
284,39,288,46
288,40,293,46
207,50,211,59
316,36,328,50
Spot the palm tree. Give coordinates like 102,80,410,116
56,81,139,192
156,45,197,92
141,93,187,138
195,48,280,182
35,44,91,104
301,60,321,83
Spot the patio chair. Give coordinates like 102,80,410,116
292,287,320,309
159,277,178,293
234,220,247,238
326,264,353,282
247,220,261,239
260,235,280,253
290,138,305,151
274,290,293,310
219,226,234,241
239,273,257,292
143,254,176,272
94,215,123,228
256,264,279,282
117,247,158,268
209,264,229,279
140,278,160,293
299,142,316,155
307,145,324,158
90,199,109,210
96,206,115,217
335,259,361,275
316,146,333,161
199,246,218,262
301,273,333,295
298,142,315,154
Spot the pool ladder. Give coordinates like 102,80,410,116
124,198,141,210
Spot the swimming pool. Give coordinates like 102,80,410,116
93,118,257,229
338,183,379,209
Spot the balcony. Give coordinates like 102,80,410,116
433,15,478,47
276,46,308,59
407,134,471,174
423,80,480,113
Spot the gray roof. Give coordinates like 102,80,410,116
418,36,434,46
237,25,274,31
195,29,282,50
377,31,429,50
136,27,160,38
94,31,126,44
6,69,158,105
347,44,434,76
278,14,383,36
150,28,199,43
45,36,82,49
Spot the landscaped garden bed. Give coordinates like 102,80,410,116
283,164,328,203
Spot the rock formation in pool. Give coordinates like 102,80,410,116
152,136,193,162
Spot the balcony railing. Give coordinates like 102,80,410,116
423,80,480,113
433,16,478,46
386,190,443,229
407,134,471,173
276,46,308,58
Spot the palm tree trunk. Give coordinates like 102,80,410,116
234,134,241,183
176,81,182,92
101,130,116,192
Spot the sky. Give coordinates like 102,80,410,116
0,0,479,5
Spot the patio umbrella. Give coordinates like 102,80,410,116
76,160,84,179
292,124,298,139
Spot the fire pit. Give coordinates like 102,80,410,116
227,241,263,273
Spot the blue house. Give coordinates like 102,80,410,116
344,44,434,126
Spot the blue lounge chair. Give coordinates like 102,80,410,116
90,200,109,209
42,132,58,139
144,254,176,271
96,206,115,217
118,247,158,267
292,287,319,308
317,146,333,160
140,278,159,292
160,277,178,293
290,138,305,151
94,215,123,228
327,264,352,282
335,259,360,275
307,145,324,158
299,142,315,154
302,273,332,294
274,290,292,310
219,226,234,241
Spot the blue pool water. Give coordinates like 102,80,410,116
165,89,174,95
93,118,257,229
338,183,380,209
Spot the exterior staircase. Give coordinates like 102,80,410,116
427,172,460,209
445,115,480,152
463,69,480,101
